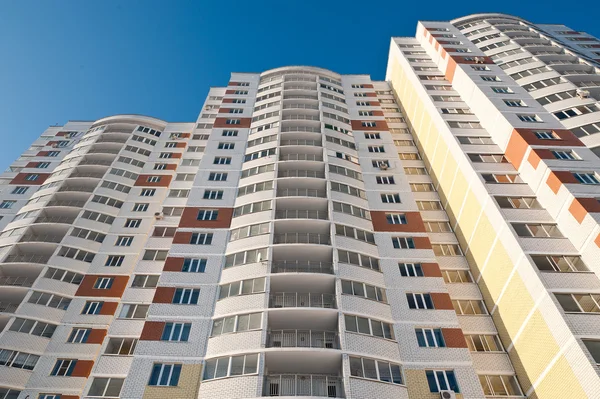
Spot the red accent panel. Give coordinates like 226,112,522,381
431,293,454,310
422,263,442,277
86,329,107,344
546,171,579,194
445,57,457,84
362,84,374,89
178,207,233,229
10,173,50,185
442,328,468,348
71,360,94,378
164,257,185,272
412,237,432,249
365,92,378,98
98,302,118,315
569,198,600,224
172,231,193,244
140,321,166,341
75,276,129,298
175,142,187,148
350,120,389,131
133,174,173,187
152,287,176,304
213,118,251,128
371,211,426,232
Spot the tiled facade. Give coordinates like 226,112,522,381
0,12,599,399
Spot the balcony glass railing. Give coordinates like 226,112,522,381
46,200,87,207
0,276,35,287
276,188,326,198
275,210,328,220
271,261,334,275
19,235,64,243
273,233,330,245
34,216,76,224
264,374,343,397
281,126,320,133
4,254,51,264
283,104,319,110
267,330,339,349
279,154,323,162
278,170,325,179
269,292,336,308
0,303,19,313
57,186,95,193
280,139,322,147
282,115,320,121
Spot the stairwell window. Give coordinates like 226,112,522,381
491,87,513,94
364,133,380,139
376,176,395,184
124,219,141,228
161,323,191,342
387,213,407,224
190,233,213,245
362,122,377,128
115,236,133,247
575,172,600,184
183,258,207,273
399,263,424,277
105,255,125,267
208,172,228,181
204,190,224,199
68,328,91,343
392,237,415,249
381,193,401,203
368,145,385,153
426,370,460,393
534,131,559,140
504,99,526,107
406,293,434,309
517,114,542,122
552,150,579,160
140,188,156,197
148,363,182,386
94,278,114,289
416,328,445,347
218,142,235,149
51,359,76,376
173,288,200,305
12,186,28,194
197,210,218,221
82,301,103,315
25,174,39,181
214,157,232,165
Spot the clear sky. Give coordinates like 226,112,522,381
1,1,598,170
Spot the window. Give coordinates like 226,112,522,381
11,186,28,194
168,189,190,198
458,136,494,145
335,224,375,244
218,142,235,149
411,183,435,192
203,354,258,380
531,255,587,273
495,196,540,209
230,222,270,241
131,275,159,288
161,323,191,342
517,114,542,122
416,328,445,347
211,313,262,336
345,315,394,339
349,356,403,384
0,201,15,209
146,176,161,183
482,174,522,184
0,349,39,370
362,121,377,128
399,263,424,277
468,154,507,163
104,338,137,355
407,293,434,309
57,247,95,263
124,219,141,228
364,133,380,139
433,244,462,256
140,188,155,197
87,377,124,398
173,288,200,305
152,227,176,237
182,258,207,273
338,249,380,271
426,370,460,393
222,130,238,137
512,223,562,238
142,250,168,261
465,334,503,352
376,176,395,185
82,301,103,315
51,359,76,376
204,190,224,200
479,375,522,396
197,210,218,221
214,157,232,165
504,99,526,107
368,145,385,153
119,304,149,319
341,280,386,303
552,150,578,160
94,277,114,289
67,328,91,343
37,162,50,168
219,278,266,300
381,193,401,203
105,255,125,267
233,200,272,218
330,182,366,199
9,318,56,338
442,270,472,283
149,364,182,387
583,340,600,365
386,213,406,224
208,172,228,181
392,237,415,249
492,87,513,94
115,236,133,246
534,131,559,140
190,233,213,245
575,173,600,184
453,299,487,315
481,75,501,82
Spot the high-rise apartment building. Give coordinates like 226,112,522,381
0,12,599,399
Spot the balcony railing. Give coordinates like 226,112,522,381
279,154,323,162
284,77,316,83
69,173,105,179
3,254,51,264
280,139,322,147
275,210,327,220
89,148,121,155
0,302,19,313
0,276,35,287
283,95,319,101
278,170,325,178
284,85,317,91
269,293,336,309
273,233,331,245
282,115,320,121
281,126,320,133
34,216,76,224
58,186,95,193
96,138,128,144
283,104,319,110
267,330,339,349
46,200,87,208
276,188,326,198
264,374,343,397
271,261,334,275
19,235,64,243
79,160,113,166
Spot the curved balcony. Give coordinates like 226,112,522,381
284,77,317,83
283,104,319,110
3,254,51,264
68,171,105,179
283,95,319,101
280,139,322,147
96,136,128,144
79,158,113,166
277,188,327,198
278,170,325,179
279,154,324,162
57,185,95,193
19,234,64,244
0,302,19,313
282,115,320,122
273,233,331,245
34,216,76,224
264,374,343,397
267,330,339,349
46,199,87,208
271,261,334,275
269,293,336,309
275,210,328,220
281,126,321,133
0,276,34,287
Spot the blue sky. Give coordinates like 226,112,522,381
1,1,598,170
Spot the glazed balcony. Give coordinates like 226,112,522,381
278,170,325,179
46,199,87,208
57,185,96,193
0,302,19,313
280,139,322,147
78,158,114,166
281,126,321,133
276,188,327,198
269,293,336,309
264,374,343,397
279,154,324,162
0,276,34,287
282,103,319,110
282,114,320,122
273,233,331,245
275,210,328,220
3,253,51,264
34,215,77,224
19,234,64,244
102,123,137,134
271,261,334,275
267,330,339,349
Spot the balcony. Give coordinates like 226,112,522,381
282,115,320,122
0,302,19,313
267,330,338,349
283,95,319,101
271,261,334,275
34,216,76,224
68,172,105,179
57,185,95,193
79,159,113,166
264,374,343,397
277,188,326,198
280,139,322,147
0,276,34,287
282,104,319,110
19,234,64,244
278,170,325,179
273,233,331,245
275,210,328,220
3,254,51,264
46,200,87,208
279,154,324,162
281,126,320,133
269,293,336,309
